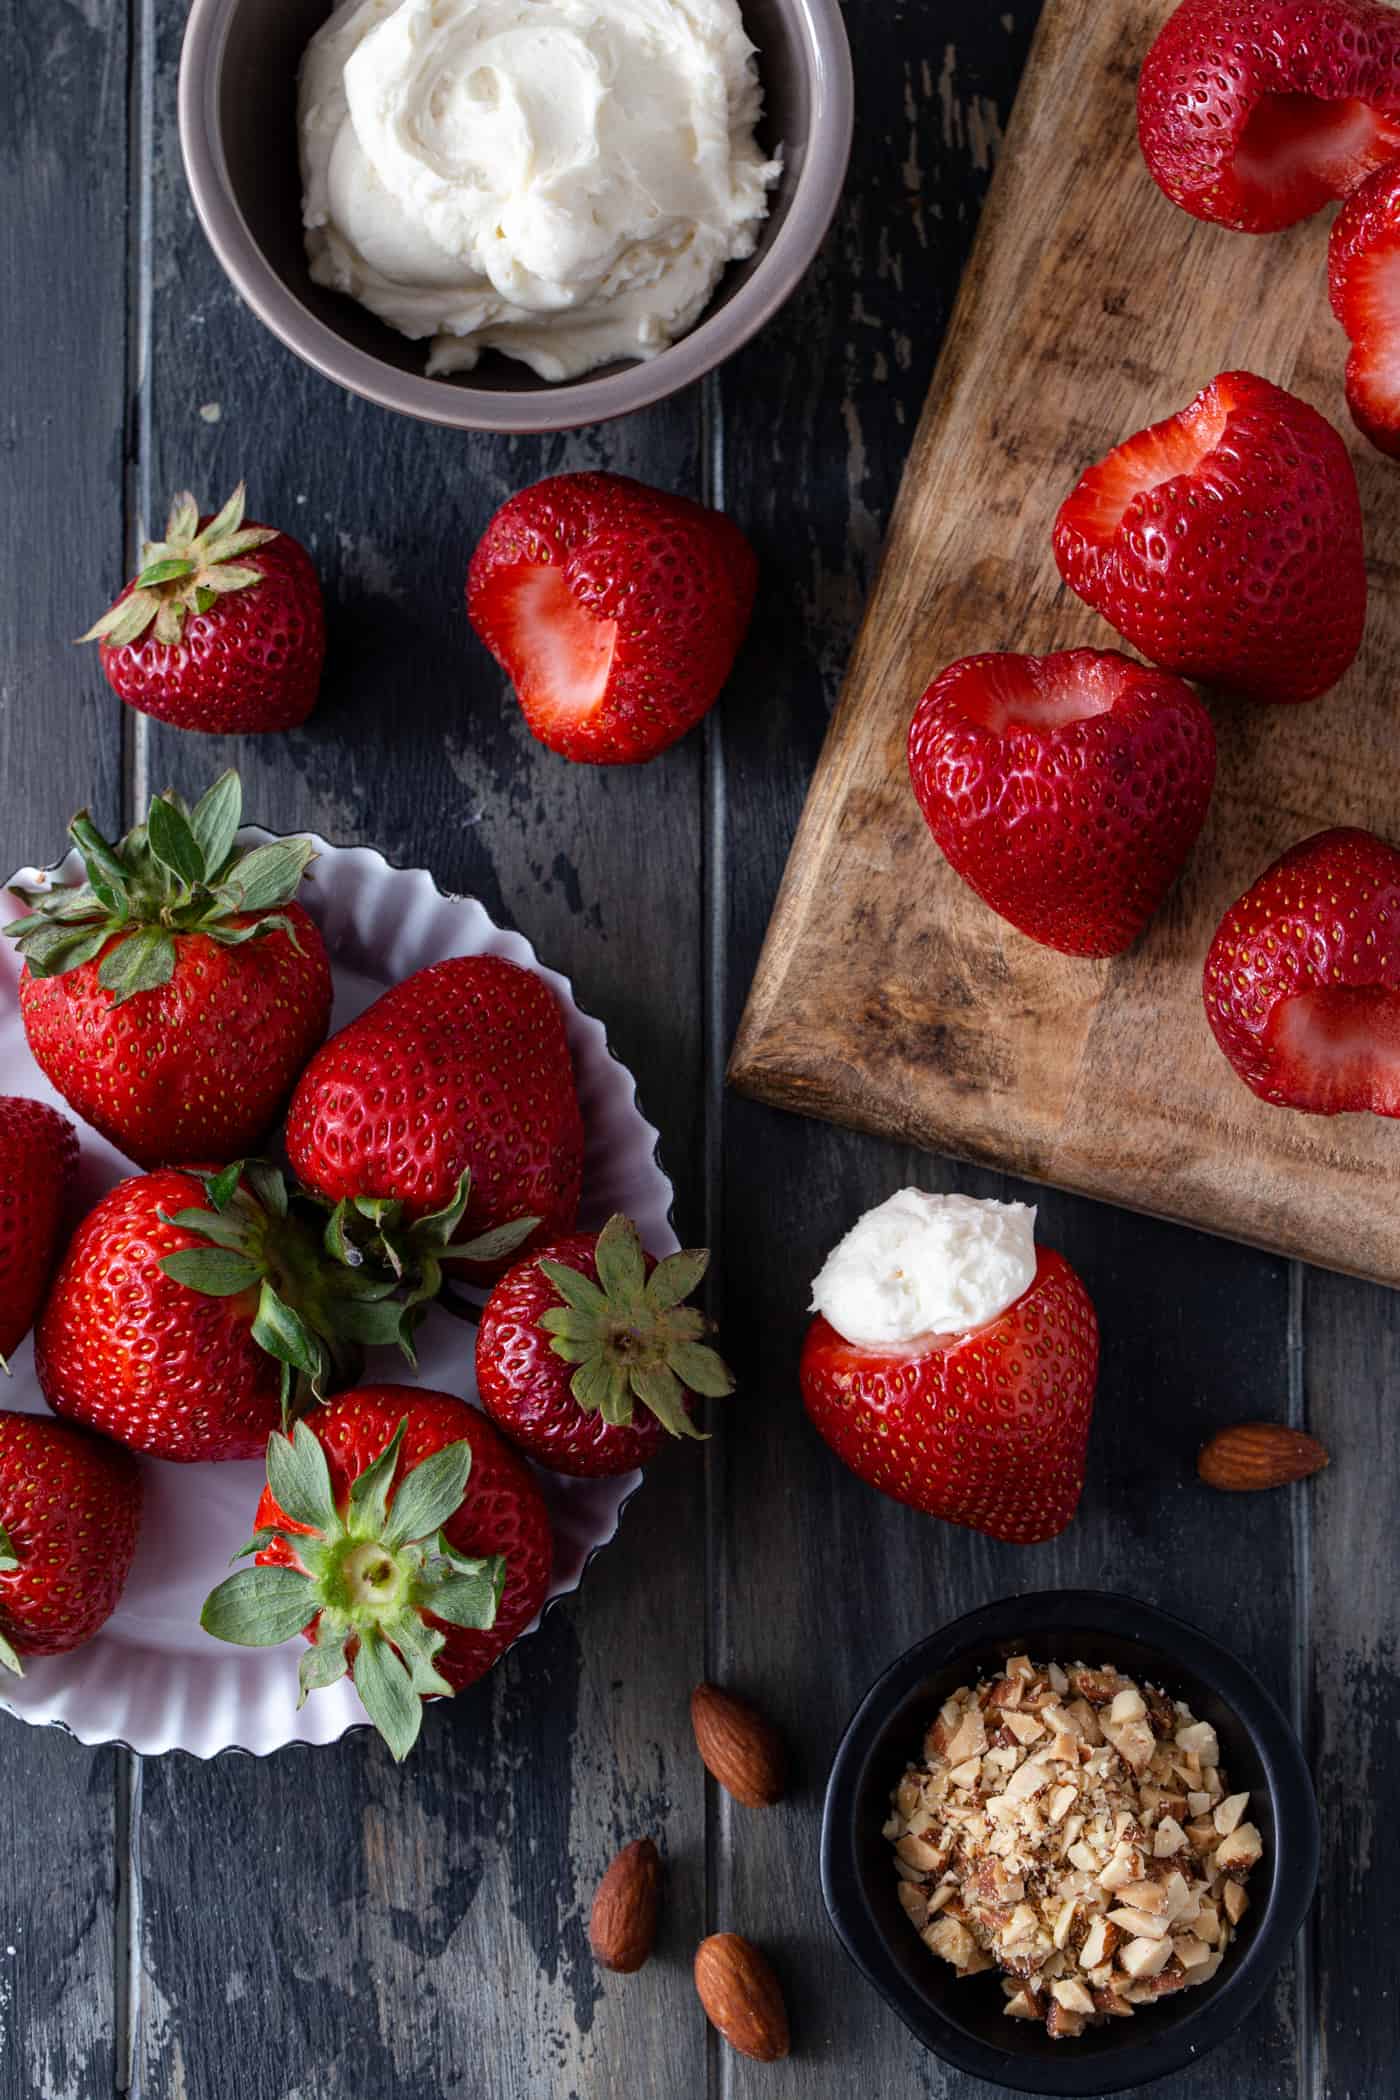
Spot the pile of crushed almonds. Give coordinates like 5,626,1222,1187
886,1654,1264,2039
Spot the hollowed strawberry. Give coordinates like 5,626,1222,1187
1330,158,1400,455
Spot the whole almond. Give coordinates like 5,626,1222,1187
691,1684,786,1807
1198,1422,1329,1492
694,1933,790,2061
589,1838,661,1974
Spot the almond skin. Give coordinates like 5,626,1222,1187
694,1933,790,2061
589,1838,661,1974
691,1684,786,1807
1198,1423,1329,1492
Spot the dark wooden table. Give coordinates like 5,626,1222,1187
3,4,1394,2095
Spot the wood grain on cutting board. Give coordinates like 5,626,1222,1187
729,0,1400,1285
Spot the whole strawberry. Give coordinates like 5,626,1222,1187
80,483,324,733
285,956,583,1270
0,1098,79,1365
907,649,1216,958
5,771,333,1167
1138,0,1400,233
476,1214,734,1477
0,1410,143,1674
467,472,758,764
203,1386,554,1757
35,1163,410,1461
801,1236,1099,1546
1054,372,1365,706
1329,161,1400,457
1203,827,1400,1116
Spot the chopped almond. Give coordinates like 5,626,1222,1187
1119,1934,1173,1980
1214,1791,1249,1837
1215,1821,1263,1873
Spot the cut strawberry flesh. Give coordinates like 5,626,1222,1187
1269,984,1400,1115
1069,386,1232,543
492,564,617,726
1234,95,1400,226
954,654,1119,734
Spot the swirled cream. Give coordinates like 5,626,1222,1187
810,1191,1038,1348
298,0,782,381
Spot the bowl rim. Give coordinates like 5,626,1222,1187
819,1588,1320,2097
176,0,854,432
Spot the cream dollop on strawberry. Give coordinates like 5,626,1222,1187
809,1190,1037,1349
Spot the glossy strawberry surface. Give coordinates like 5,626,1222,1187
19,902,332,1169
1329,159,1400,455
0,1410,143,1659
35,1169,284,1461
476,1233,668,1477
907,649,1216,957
1138,0,1400,232
285,955,583,1251
0,1097,78,1360
255,1386,554,1690
1054,371,1365,705
800,1248,1100,1545
468,471,758,764
1203,827,1400,1115
99,524,324,733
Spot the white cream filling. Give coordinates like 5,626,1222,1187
809,1190,1038,1349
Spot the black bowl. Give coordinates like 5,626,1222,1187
820,1590,1318,2096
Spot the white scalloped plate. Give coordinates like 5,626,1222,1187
0,834,673,1757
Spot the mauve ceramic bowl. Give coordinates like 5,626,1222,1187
178,0,852,432
821,1592,1319,2097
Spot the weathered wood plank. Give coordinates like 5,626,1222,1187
0,0,128,2091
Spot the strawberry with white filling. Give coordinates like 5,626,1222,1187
1138,0,1400,234
1053,372,1365,705
467,472,757,765
1203,827,1400,1117
1330,159,1400,456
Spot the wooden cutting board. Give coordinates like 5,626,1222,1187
729,0,1400,1286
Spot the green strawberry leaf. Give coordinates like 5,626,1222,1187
297,1631,349,1706
385,1611,454,1698
265,1422,339,1536
0,1626,23,1677
594,1215,647,1304
201,1163,243,1213
97,926,177,1004
189,771,242,879
69,813,130,900
347,1420,407,1539
538,1259,609,1319
159,1247,262,1297
645,1247,710,1311
381,1440,473,1550
147,794,206,888
243,1161,288,1219
351,1628,424,1763
417,1555,504,1632
136,556,197,589
667,1341,735,1399
200,1564,316,1647
630,1363,702,1438
221,839,316,913
440,1216,539,1264
227,1529,278,1564
160,1205,249,1253
0,1518,18,1573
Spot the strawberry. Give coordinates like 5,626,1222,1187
5,771,333,1168
0,1410,143,1674
1138,0,1400,234
1203,826,1400,1115
800,1248,1099,1545
907,649,1216,958
80,483,324,733
1329,158,1400,455
467,472,757,765
475,1214,734,1477
285,956,583,1283
1053,371,1366,706
35,1163,412,1461
202,1386,554,1758
0,1098,79,1365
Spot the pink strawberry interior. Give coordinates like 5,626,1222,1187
954,654,1119,735
1234,95,1400,227
497,564,618,722
1072,387,1232,543
1269,984,1400,1116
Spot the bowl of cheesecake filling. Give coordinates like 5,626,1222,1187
179,0,852,428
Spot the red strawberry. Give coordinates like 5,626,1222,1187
0,1410,143,1674
1203,826,1400,1114
907,649,1216,958
1329,159,1400,455
1138,0,1400,233
1053,371,1365,705
35,1163,408,1461
5,772,333,1168
475,1215,733,1477
467,472,757,764
0,1098,79,1364
800,1248,1099,1545
285,956,583,1277
202,1386,554,1758
80,483,324,733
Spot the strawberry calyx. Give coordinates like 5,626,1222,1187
200,1417,505,1760
79,484,278,652
537,1214,734,1438
320,1169,541,1326
3,770,316,1004
156,1162,415,1419
0,1519,21,1677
